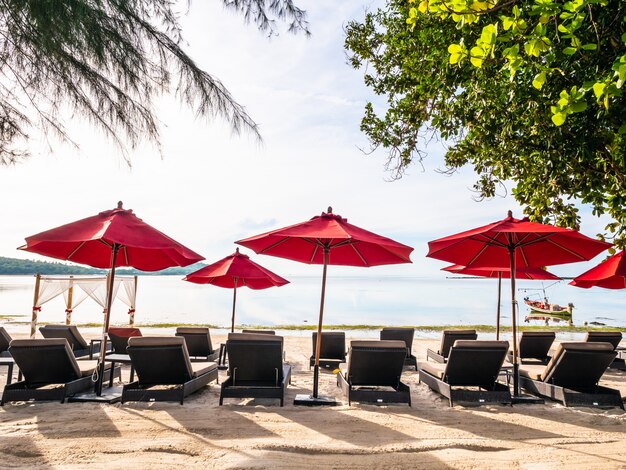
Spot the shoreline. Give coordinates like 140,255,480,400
2,318,623,333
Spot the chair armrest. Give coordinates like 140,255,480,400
90,338,103,360
426,348,445,363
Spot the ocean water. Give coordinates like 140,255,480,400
0,274,623,334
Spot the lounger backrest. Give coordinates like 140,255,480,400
380,328,415,357
0,327,11,353
346,340,407,387
311,332,346,360
39,324,89,350
519,331,555,359
8,338,81,385
175,327,213,356
444,340,508,387
584,331,622,350
439,330,477,358
226,333,284,384
127,336,194,385
242,329,276,335
108,327,142,354
541,342,616,387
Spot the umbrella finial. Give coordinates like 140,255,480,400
327,206,333,214
235,247,240,254
507,210,512,217
117,201,124,209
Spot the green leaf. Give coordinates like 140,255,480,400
571,101,587,113
448,43,467,64
532,72,547,90
563,47,577,55
581,43,597,51
470,46,485,67
551,112,567,126
593,82,606,99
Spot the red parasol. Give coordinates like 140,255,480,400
442,265,561,281
442,265,561,339
19,201,204,396
428,211,610,400
570,251,626,289
237,207,413,405
184,248,289,332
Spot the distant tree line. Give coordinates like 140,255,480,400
0,257,205,276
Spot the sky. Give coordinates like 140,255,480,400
0,0,612,280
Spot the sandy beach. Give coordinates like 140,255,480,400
1,332,626,469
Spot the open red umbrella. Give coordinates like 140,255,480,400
237,207,413,405
442,265,561,339
19,201,204,397
184,248,289,332
570,251,626,289
428,211,610,401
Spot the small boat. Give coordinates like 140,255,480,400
524,297,574,325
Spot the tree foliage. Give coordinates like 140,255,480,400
345,0,626,247
0,0,308,164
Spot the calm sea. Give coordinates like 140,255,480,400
0,275,623,336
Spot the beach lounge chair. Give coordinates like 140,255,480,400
108,327,142,354
242,329,276,335
507,331,555,364
419,340,511,407
337,340,411,406
0,327,12,357
380,327,417,370
519,342,623,408
1,338,120,404
39,324,102,358
309,332,346,369
220,333,291,406
121,336,218,404
585,331,625,370
105,327,142,383
426,330,478,363
175,327,219,361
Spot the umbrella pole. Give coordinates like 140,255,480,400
496,272,502,340
96,244,119,396
231,277,238,333
313,248,329,399
30,273,41,339
66,277,74,325
509,245,519,397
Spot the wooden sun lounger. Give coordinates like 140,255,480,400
309,332,346,369
122,336,218,404
519,342,623,409
426,330,478,363
419,340,511,407
585,331,626,371
380,327,417,370
39,324,105,359
220,333,291,406
175,327,219,362
337,340,411,406
2,339,120,405
0,327,12,358
507,331,555,365
242,329,276,335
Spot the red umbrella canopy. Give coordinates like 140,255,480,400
236,207,414,266
442,264,561,280
19,202,204,271
427,211,610,269
570,251,626,289
184,248,289,289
